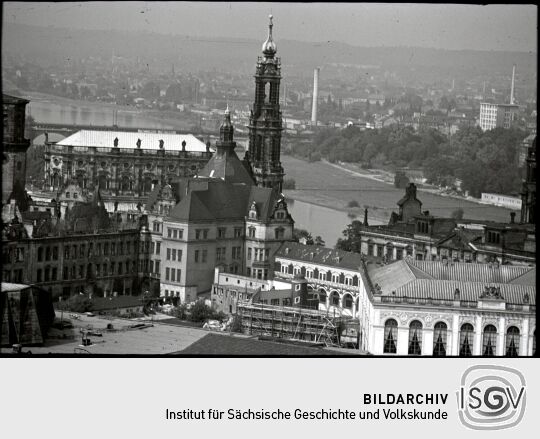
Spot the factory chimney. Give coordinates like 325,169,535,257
311,67,320,126
510,64,516,105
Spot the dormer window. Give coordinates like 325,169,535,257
249,201,258,219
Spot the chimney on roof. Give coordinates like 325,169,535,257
182,140,186,152
159,139,164,149
510,212,515,224
136,138,142,148
113,137,119,147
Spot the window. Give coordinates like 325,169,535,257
345,277,352,286
52,246,58,260
247,248,252,260
168,228,172,238
487,231,501,244
167,248,171,260
232,247,241,260
194,250,199,263
433,322,447,357
234,228,243,238
344,294,353,309
165,267,170,281
384,319,398,354
271,298,280,306
408,320,423,355
203,229,208,239
44,267,50,282
248,227,256,238
202,249,207,263
330,292,340,306
156,242,161,254
45,247,51,261
506,326,520,357
319,272,326,281
367,243,374,256
275,227,284,239
155,260,160,273
482,325,497,357
63,266,69,280
218,228,226,238
195,229,201,240
172,249,177,261
376,244,384,257
332,273,339,283
217,247,225,261
170,268,175,282
396,248,403,260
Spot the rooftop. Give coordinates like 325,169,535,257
56,130,209,152
367,259,535,305
275,241,365,271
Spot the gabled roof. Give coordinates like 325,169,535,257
3,94,29,105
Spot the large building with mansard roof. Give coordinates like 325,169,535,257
264,242,536,356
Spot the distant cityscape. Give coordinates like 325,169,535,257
1,11,536,356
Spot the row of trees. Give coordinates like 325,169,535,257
289,124,526,198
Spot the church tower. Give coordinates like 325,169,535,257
246,15,284,193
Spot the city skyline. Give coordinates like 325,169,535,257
3,2,538,53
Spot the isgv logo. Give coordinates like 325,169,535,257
457,365,526,430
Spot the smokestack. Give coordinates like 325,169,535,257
510,64,516,105
311,67,320,126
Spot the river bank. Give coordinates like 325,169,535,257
280,155,513,224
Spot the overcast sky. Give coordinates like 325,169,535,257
3,2,537,52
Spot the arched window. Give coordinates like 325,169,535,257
318,289,327,304
506,326,520,357
433,322,447,356
121,176,130,191
384,319,398,354
343,294,353,309
459,323,474,356
330,291,340,306
408,320,423,355
482,325,497,357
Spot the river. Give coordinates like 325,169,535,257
27,96,177,130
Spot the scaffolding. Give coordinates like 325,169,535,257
236,302,355,347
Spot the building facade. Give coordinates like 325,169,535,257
44,130,212,212
479,102,519,131
268,242,536,355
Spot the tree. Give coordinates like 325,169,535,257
335,220,363,253
451,208,464,220
293,228,314,244
173,303,188,320
394,171,410,189
189,301,215,323
282,178,296,190
64,294,94,313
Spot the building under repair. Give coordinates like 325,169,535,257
236,302,360,348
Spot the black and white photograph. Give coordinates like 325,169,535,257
1,2,536,358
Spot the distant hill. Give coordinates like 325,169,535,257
2,22,537,80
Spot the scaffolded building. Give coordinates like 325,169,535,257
236,301,358,347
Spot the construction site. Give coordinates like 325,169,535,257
236,302,360,348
